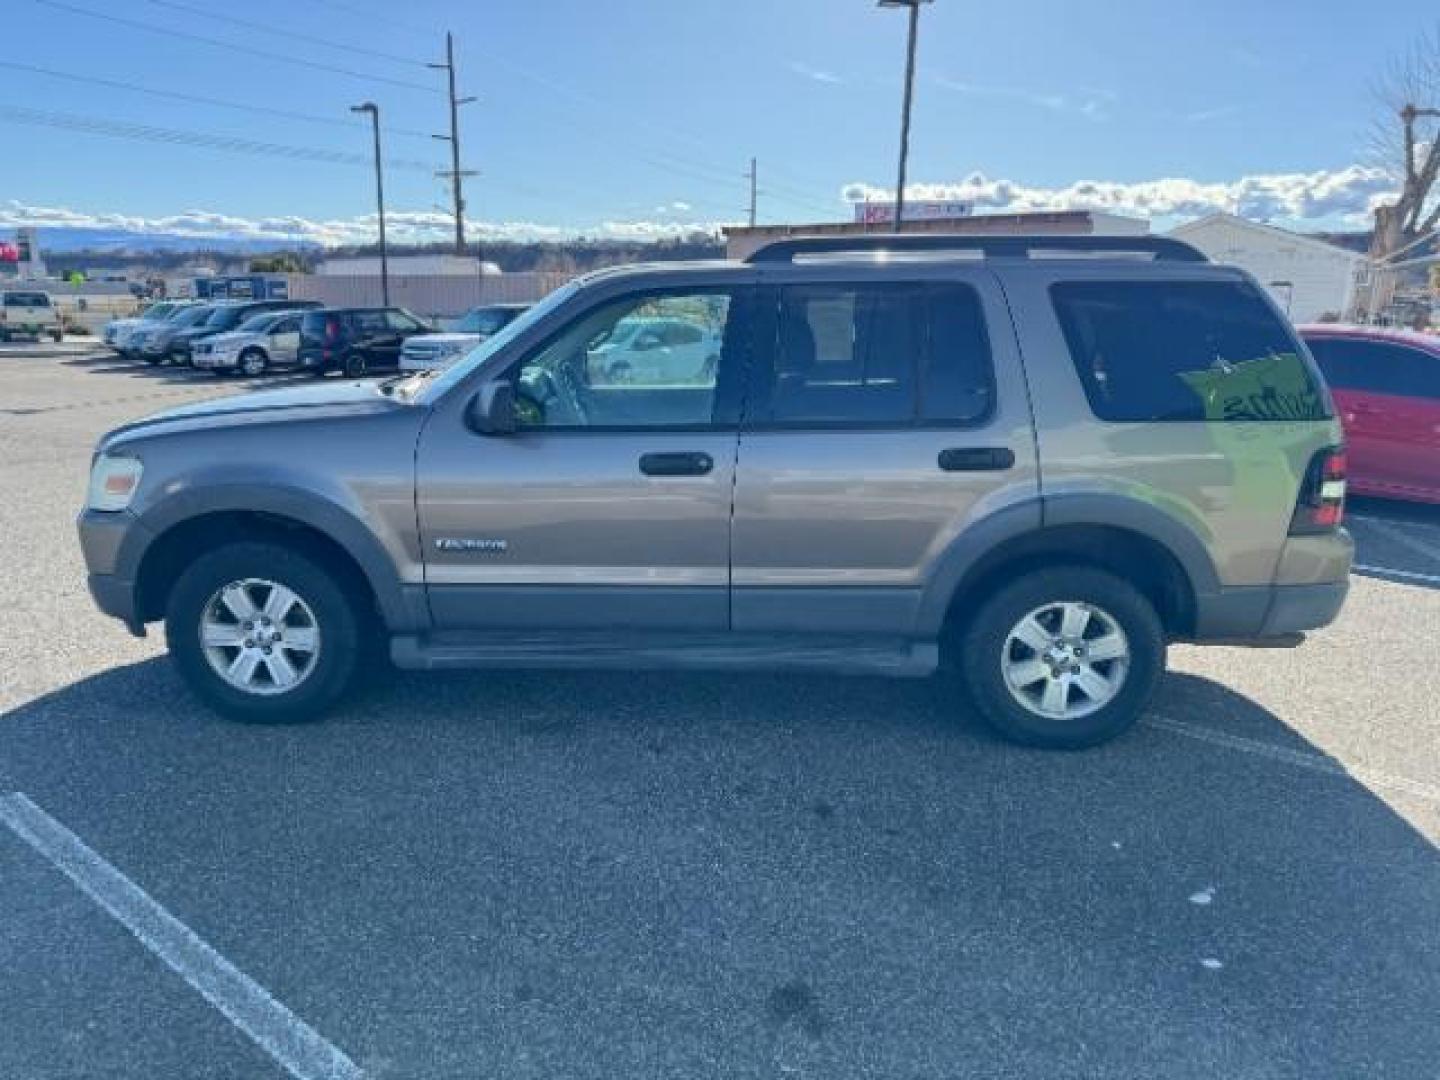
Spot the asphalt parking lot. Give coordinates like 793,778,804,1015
2,342,1439,1079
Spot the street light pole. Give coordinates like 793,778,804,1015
879,0,932,232
351,102,389,306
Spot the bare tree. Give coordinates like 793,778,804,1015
1368,25,1440,259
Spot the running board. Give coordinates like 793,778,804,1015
391,631,938,677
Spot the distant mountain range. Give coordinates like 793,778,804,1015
26,228,319,255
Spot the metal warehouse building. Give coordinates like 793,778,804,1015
1168,212,1368,323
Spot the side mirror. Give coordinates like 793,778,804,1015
467,380,516,435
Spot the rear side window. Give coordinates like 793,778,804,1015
1305,337,1440,401
755,282,993,426
1051,280,1329,422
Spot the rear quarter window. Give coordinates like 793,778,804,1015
1051,279,1330,422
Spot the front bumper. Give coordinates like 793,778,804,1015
78,509,151,635
192,352,239,369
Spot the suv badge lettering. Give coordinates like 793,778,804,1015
435,538,508,554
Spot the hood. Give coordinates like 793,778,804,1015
102,379,408,450
406,333,483,349
202,330,257,348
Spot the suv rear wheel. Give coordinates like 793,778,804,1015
238,347,268,377
958,566,1164,749
165,541,364,723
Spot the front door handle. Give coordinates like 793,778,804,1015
938,446,1015,472
639,451,714,477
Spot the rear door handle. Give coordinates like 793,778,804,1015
938,447,1015,472
639,451,714,477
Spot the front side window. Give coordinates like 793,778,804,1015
753,282,994,426
510,290,737,429
1052,280,1329,422
386,310,423,332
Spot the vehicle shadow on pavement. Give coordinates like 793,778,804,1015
57,354,314,388
2,658,1437,1079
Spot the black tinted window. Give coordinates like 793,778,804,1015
3,292,50,308
1306,337,1440,400
1052,280,1328,422
759,282,993,425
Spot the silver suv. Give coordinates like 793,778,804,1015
78,235,1352,748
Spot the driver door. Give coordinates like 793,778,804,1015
416,285,753,632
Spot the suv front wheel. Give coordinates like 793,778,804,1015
165,541,365,723
958,566,1165,749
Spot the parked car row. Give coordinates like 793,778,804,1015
103,301,532,377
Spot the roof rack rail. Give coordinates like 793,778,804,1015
744,233,1208,264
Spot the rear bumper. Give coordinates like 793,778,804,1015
1192,579,1349,643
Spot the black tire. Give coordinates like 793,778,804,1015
143,353,161,366
165,541,367,723
342,351,367,378
238,348,269,377
957,566,1165,750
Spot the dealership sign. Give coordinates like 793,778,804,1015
853,200,974,224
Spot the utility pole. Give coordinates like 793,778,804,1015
879,0,932,231
746,157,758,227
430,31,478,257
350,102,389,306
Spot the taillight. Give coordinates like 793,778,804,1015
324,317,339,342
1289,446,1347,535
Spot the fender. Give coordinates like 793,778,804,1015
914,493,1220,636
1042,492,1221,595
120,481,428,633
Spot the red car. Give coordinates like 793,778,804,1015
1299,324,1440,504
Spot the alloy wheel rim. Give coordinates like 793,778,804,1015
199,578,321,696
1001,601,1130,721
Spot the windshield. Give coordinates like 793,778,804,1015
236,312,281,334
171,306,213,328
456,307,516,334
392,284,580,404
203,306,243,331
141,303,173,319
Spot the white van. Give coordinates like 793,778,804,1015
0,290,63,343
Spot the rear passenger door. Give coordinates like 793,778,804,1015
730,272,1038,635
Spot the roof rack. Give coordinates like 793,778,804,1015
744,234,1208,264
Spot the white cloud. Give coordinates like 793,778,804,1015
1184,105,1242,124
841,165,1397,227
788,61,843,85
932,76,1115,121
0,199,732,246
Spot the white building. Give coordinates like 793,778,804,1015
1168,213,1366,323
316,254,501,277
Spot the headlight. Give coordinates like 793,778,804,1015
87,455,144,512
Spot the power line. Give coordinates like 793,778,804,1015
135,0,429,69
32,0,441,94
0,104,435,172
0,59,435,141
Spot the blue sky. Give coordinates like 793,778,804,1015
1,0,1434,243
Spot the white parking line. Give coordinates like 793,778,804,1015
1353,563,1440,586
0,792,363,1080
1146,716,1440,806
1352,516,1440,566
